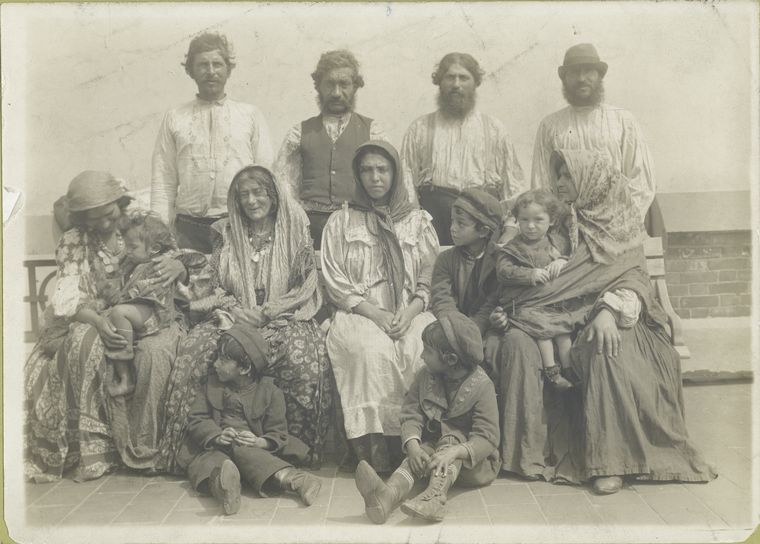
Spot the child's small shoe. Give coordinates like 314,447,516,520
542,365,574,391
209,459,241,515
275,468,322,506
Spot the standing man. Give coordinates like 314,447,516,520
151,32,274,253
401,52,525,245
274,50,387,249
531,43,661,233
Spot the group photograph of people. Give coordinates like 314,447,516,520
3,2,756,543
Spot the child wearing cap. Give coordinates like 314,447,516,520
430,188,503,333
354,312,500,523
177,324,322,515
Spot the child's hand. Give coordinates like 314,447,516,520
531,268,551,285
234,430,261,447
489,306,509,332
406,440,431,479
216,427,238,446
428,444,466,476
546,258,568,280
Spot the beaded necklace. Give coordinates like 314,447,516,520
247,222,273,264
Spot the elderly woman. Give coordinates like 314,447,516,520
24,171,187,482
491,150,716,494
156,165,333,473
321,141,439,474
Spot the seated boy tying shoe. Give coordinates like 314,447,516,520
177,324,321,515
354,312,500,523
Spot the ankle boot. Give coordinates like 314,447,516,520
400,465,457,522
209,459,241,515
274,468,322,506
354,460,414,524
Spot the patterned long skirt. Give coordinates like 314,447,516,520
24,322,178,482
156,318,333,475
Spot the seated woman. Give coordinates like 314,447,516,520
491,149,716,494
156,165,333,474
321,140,439,474
24,171,189,482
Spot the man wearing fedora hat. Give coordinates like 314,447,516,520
530,43,659,232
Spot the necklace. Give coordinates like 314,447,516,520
247,223,273,263
93,231,124,274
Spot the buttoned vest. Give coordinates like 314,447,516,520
300,113,372,206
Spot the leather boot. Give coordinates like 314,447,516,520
274,468,322,506
400,464,457,522
209,459,241,515
354,460,414,524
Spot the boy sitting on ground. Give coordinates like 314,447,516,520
177,324,322,515
354,312,500,523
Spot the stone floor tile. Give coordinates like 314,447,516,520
227,496,279,521
592,502,666,525
331,474,360,498
98,473,150,494
683,477,746,504
440,516,491,525
270,504,328,525
528,480,586,496
584,487,645,506
696,498,755,528
25,482,59,506
480,483,535,505
641,488,729,528
534,493,603,525
444,489,488,518
59,492,135,525
488,503,546,525
133,481,186,503
173,489,218,511
112,502,175,524
629,481,687,494
25,505,76,526
162,509,218,525
325,495,367,524
33,481,102,506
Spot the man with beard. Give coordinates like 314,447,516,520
274,50,387,248
151,32,274,253
401,53,525,245
531,44,658,231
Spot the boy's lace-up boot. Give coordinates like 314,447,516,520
400,464,457,522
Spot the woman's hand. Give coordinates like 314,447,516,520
586,308,621,357
428,444,466,476
406,440,431,479
95,317,128,349
354,302,395,335
232,307,269,328
489,306,509,332
152,255,186,288
387,298,423,340
531,268,551,285
216,427,238,446
546,258,568,280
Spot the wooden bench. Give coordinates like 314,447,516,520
23,237,688,359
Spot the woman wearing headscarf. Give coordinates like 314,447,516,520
321,140,439,474
24,171,188,482
156,165,333,473
490,150,716,494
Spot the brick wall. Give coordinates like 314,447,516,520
665,231,752,318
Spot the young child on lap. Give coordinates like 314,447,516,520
354,312,500,524
104,211,177,396
177,325,321,515
496,189,576,391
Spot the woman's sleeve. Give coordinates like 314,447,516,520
413,213,440,309
320,211,365,311
260,242,320,320
49,229,96,318
597,288,642,328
